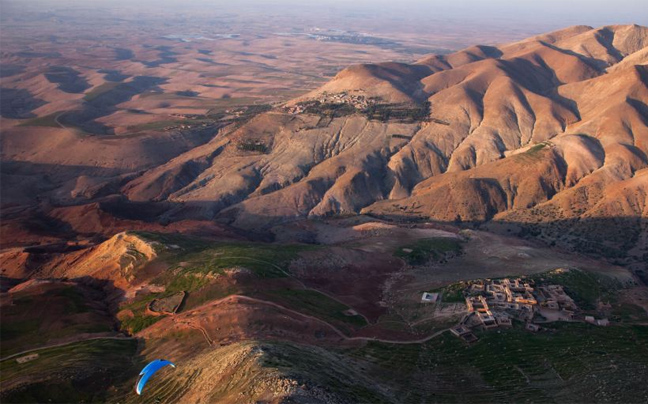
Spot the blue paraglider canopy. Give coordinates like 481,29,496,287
136,359,176,395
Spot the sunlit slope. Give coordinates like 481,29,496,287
116,25,648,261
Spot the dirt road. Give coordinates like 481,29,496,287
171,294,448,346
0,335,134,362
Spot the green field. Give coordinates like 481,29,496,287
136,232,315,279
159,242,311,279
121,232,371,338
432,281,468,303
530,268,623,310
395,237,463,265
267,289,368,332
514,141,552,164
1,339,139,403
526,142,549,155
126,119,184,132
1,286,112,356
343,323,648,403
120,233,318,333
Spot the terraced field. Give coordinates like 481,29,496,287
1,283,114,356
342,323,648,403
1,339,138,403
119,234,323,333
137,232,316,278
4,323,646,403
266,289,368,333
111,340,395,404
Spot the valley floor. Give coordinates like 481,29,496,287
1,218,647,403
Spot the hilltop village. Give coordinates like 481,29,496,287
283,91,434,124
283,91,375,115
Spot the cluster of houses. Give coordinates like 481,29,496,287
421,277,610,343
169,113,202,120
161,114,212,132
162,123,211,131
284,92,375,115
283,104,308,115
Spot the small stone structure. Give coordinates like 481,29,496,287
16,353,39,364
450,325,478,343
147,291,186,315
421,292,439,303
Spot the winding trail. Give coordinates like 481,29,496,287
0,335,134,362
221,256,372,325
54,111,68,129
170,294,448,346
181,322,214,346
3,256,447,364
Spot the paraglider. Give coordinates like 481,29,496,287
136,359,176,395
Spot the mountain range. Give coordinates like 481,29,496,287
2,24,648,404
104,24,648,266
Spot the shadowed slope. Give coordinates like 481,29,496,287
6,24,640,260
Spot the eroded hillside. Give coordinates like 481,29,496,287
106,25,648,264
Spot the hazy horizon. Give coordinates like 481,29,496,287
3,0,647,48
